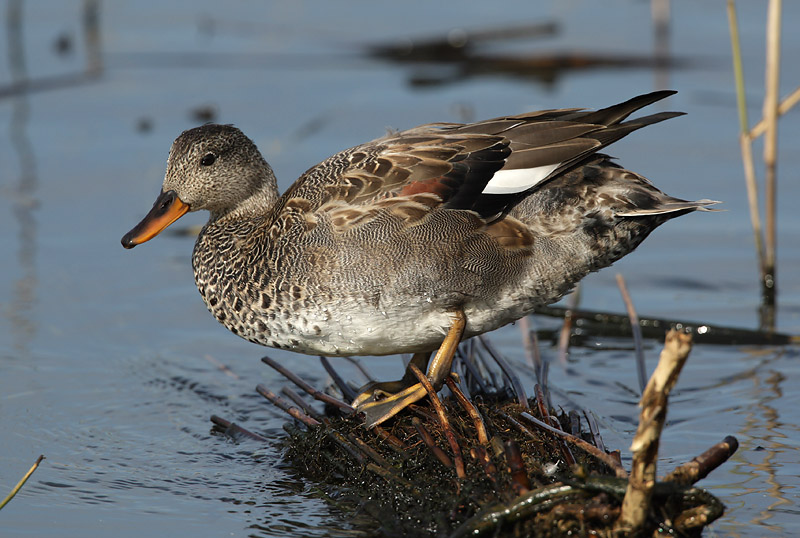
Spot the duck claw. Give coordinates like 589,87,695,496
351,378,414,408
356,383,428,428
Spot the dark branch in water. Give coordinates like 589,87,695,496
664,436,740,485
534,305,798,346
261,355,354,413
210,415,268,442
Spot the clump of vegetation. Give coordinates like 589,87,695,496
219,330,736,537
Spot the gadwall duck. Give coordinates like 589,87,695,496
122,90,716,426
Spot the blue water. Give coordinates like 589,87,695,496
2,1,800,536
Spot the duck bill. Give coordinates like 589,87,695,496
121,190,190,249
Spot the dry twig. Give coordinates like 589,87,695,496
261,355,354,413
664,435,740,485
256,384,321,427
615,330,693,534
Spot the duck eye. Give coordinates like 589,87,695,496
200,153,216,166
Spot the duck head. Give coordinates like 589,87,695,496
121,124,278,249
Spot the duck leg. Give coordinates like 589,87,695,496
351,352,431,408
355,310,466,428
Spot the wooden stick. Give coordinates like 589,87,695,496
256,384,321,428
512,411,627,478
470,445,500,488
342,356,375,382
371,426,408,452
281,387,323,421
615,330,692,534
261,355,354,413
351,436,395,469
664,436,739,485
534,304,800,345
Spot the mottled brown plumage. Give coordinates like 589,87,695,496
122,91,716,424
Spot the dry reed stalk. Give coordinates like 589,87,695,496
516,411,628,478
557,285,580,365
518,316,547,390
616,274,647,393
727,0,795,330
751,86,800,137
478,335,529,407
615,330,692,535
763,0,781,300
203,354,240,379
0,455,44,511
518,316,537,370
727,0,766,278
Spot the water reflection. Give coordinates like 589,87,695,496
3,0,103,354
0,0,101,100
6,0,39,355
83,0,102,74
366,19,687,89
742,364,792,533
651,0,671,92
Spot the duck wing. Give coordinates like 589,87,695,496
279,90,684,229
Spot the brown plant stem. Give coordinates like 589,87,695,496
408,363,466,479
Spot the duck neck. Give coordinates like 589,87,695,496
210,164,279,223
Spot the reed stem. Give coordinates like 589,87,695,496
762,0,781,325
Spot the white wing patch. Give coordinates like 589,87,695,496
481,163,560,195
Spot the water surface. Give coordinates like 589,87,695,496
2,1,800,536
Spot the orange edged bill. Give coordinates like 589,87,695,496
121,190,189,249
